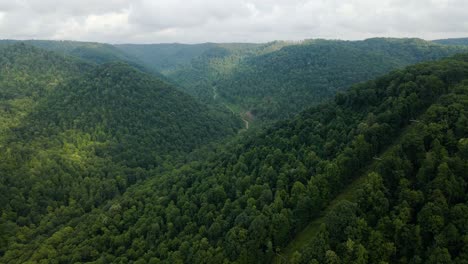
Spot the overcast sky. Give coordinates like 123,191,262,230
0,0,467,44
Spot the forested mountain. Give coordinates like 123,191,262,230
166,38,468,122
3,51,466,263
0,40,171,81
0,43,92,137
164,41,289,102
0,43,242,258
115,43,218,74
0,40,136,64
115,42,287,76
434,38,468,46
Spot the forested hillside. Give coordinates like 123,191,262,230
166,38,468,122
434,38,468,46
115,43,218,74
3,52,466,263
0,43,242,258
0,40,171,81
294,65,468,264
0,40,136,64
0,43,92,137
162,41,288,102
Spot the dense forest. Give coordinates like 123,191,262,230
115,43,219,74
8,38,466,125
0,43,241,260
166,38,468,122
1,37,467,263
295,82,468,263
0,40,172,82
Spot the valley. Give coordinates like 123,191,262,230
0,38,467,263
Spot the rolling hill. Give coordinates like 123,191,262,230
162,38,468,122
0,43,242,258
3,52,466,263
115,43,218,74
0,39,171,81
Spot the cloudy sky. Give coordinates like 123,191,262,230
0,0,467,44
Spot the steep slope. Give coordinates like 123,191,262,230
291,82,468,263
5,54,467,263
164,41,290,102
218,38,468,121
0,43,92,138
0,44,242,258
169,38,468,122
0,40,136,65
0,39,170,81
115,43,218,74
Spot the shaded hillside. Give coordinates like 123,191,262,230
115,43,218,74
0,44,242,258
165,41,289,102
0,40,136,64
20,62,242,166
4,53,467,263
293,76,468,264
0,39,170,81
168,38,468,122
0,43,92,137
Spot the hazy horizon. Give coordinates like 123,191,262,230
1,36,466,46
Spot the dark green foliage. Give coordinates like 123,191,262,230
21,62,241,167
169,38,468,122
166,42,285,103
3,50,467,263
0,43,241,260
0,39,170,81
299,67,468,263
115,43,219,74
0,40,137,65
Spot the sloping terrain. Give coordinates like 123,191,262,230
0,43,92,138
287,80,468,263
164,41,288,102
0,40,137,65
0,40,170,81
115,43,218,74
3,53,467,263
0,44,242,258
165,38,468,123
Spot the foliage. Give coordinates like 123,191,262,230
168,38,468,121
115,43,218,74
299,80,468,263
2,49,467,263
0,43,241,259
0,39,169,81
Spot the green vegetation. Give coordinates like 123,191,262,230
165,41,288,103
115,43,218,74
0,39,171,81
0,43,241,260
0,40,137,65
0,43,92,138
434,38,468,46
166,38,468,122
293,81,468,263
2,42,467,263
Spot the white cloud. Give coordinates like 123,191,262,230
0,0,467,43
